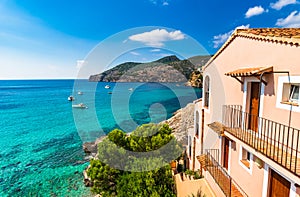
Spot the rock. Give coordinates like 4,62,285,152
83,166,93,187
82,142,97,155
162,102,195,146
187,70,202,88
82,136,106,156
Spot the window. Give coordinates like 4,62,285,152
204,76,210,108
281,83,300,105
188,136,192,159
240,147,251,169
195,111,199,137
289,84,299,102
276,76,300,112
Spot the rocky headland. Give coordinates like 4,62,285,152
89,55,212,88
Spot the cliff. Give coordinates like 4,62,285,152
163,102,195,146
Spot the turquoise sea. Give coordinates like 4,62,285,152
0,80,201,196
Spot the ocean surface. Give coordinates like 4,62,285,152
0,80,201,196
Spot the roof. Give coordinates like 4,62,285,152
225,66,273,77
203,28,300,70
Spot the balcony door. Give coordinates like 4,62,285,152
222,137,230,170
248,82,260,132
268,169,290,197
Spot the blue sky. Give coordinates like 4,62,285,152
0,0,299,79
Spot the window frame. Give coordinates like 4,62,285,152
204,75,210,108
276,76,300,112
289,84,300,103
239,146,253,174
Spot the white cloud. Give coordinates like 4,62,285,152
213,25,250,48
129,29,185,47
270,0,297,10
130,51,140,56
150,49,161,52
276,11,300,27
150,0,170,6
245,6,266,18
76,60,85,70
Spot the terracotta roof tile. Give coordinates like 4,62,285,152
236,28,300,39
203,28,300,70
225,66,273,77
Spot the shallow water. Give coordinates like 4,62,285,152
0,80,201,196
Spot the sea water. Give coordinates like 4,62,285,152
0,80,201,196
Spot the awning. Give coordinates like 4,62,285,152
225,66,273,77
225,66,273,84
207,122,225,136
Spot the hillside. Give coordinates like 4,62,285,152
89,55,212,87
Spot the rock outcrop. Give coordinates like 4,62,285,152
186,70,202,88
163,102,195,146
82,136,106,159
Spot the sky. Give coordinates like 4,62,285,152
0,0,299,79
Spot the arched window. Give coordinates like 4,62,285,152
188,136,192,158
195,111,199,137
204,76,210,108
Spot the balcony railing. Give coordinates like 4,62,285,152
222,105,300,177
205,149,248,197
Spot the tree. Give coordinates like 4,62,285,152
87,123,181,196
87,159,121,196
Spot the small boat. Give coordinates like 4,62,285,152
78,91,83,95
105,85,110,89
68,96,75,101
128,88,133,91
72,103,88,109
108,92,112,94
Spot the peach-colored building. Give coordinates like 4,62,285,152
187,28,300,197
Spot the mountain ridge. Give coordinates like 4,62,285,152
89,55,212,87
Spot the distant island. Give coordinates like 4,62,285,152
89,55,212,88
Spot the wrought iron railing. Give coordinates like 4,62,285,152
205,149,248,197
223,105,300,177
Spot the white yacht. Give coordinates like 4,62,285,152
72,103,88,109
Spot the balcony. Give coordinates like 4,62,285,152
221,105,300,177
197,149,248,197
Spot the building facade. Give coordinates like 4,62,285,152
187,28,300,197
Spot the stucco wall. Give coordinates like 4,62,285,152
208,36,300,128
201,35,300,196
228,140,265,197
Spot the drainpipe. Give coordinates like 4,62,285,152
258,71,291,127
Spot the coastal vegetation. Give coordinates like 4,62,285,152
89,55,212,87
87,123,182,196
